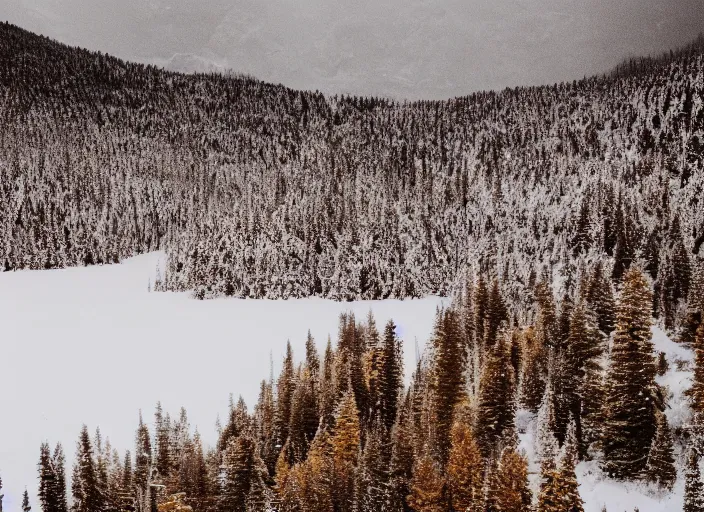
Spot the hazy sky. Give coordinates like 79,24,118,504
2,0,704,99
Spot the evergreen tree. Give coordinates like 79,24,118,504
275,341,296,453
381,319,403,432
602,268,658,479
219,436,257,512
446,421,483,512
685,447,704,512
22,489,31,512
489,447,532,512
584,262,616,335
358,419,393,512
645,412,676,490
53,445,67,512
689,321,704,416
557,421,584,512
407,455,446,512
430,309,465,464
71,425,101,512
521,326,547,413
475,333,516,458
154,403,171,480
331,390,360,512
390,395,415,512
39,442,56,512
134,413,152,493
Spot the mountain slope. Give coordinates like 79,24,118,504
0,23,703,310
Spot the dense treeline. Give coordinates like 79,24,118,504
1,23,703,308
25,263,704,512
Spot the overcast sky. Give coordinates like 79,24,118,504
2,0,704,99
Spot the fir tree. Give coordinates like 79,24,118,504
219,436,257,512
558,421,584,512
584,262,616,335
275,341,296,453
689,321,704,416
446,421,483,512
331,390,360,512
602,268,658,479
490,447,532,512
407,455,446,512
381,319,404,432
22,489,31,512
71,425,101,512
475,333,516,459
645,412,676,490
685,447,704,512
430,309,465,464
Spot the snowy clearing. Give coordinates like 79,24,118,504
0,253,446,511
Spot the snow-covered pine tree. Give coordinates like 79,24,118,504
407,455,446,512
584,262,616,336
22,489,31,512
488,447,532,512
429,309,465,464
558,420,584,512
446,420,483,512
685,447,704,512
330,390,360,512
71,426,101,512
689,321,704,415
475,331,516,459
602,268,658,479
645,411,676,490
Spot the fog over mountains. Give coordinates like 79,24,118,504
2,0,704,99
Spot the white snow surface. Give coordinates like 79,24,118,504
0,252,446,511
518,325,693,512
0,254,695,511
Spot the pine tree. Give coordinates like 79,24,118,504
53,444,67,512
584,262,616,335
446,421,483,512
22,489,31,512
489,447,532,512
407,455,446,512
331,390,360,512
134,413,152,494
563,300,604,456
602,268,658,479
689,321,704,416
275,341,296,453
219,436,256,512
645,412,676,490
39,442,56,512
685,447,704,512
390,394,415,512
521,326,547,412
72,425,101,512
475,333,516,458
558,421,584,512
0,474,4,512
358,419,393,512
430,309,465,464
154,403,171,480
381,319,403,432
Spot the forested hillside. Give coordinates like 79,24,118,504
1,23,703,310
24,265,704,512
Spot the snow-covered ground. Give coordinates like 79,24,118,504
0,253,693,511
518,326,692,512
0,253,446,511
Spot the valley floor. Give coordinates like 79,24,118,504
0,254,689,511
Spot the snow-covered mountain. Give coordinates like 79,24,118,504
1,0,704,99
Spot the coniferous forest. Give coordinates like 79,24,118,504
1,20,704,512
